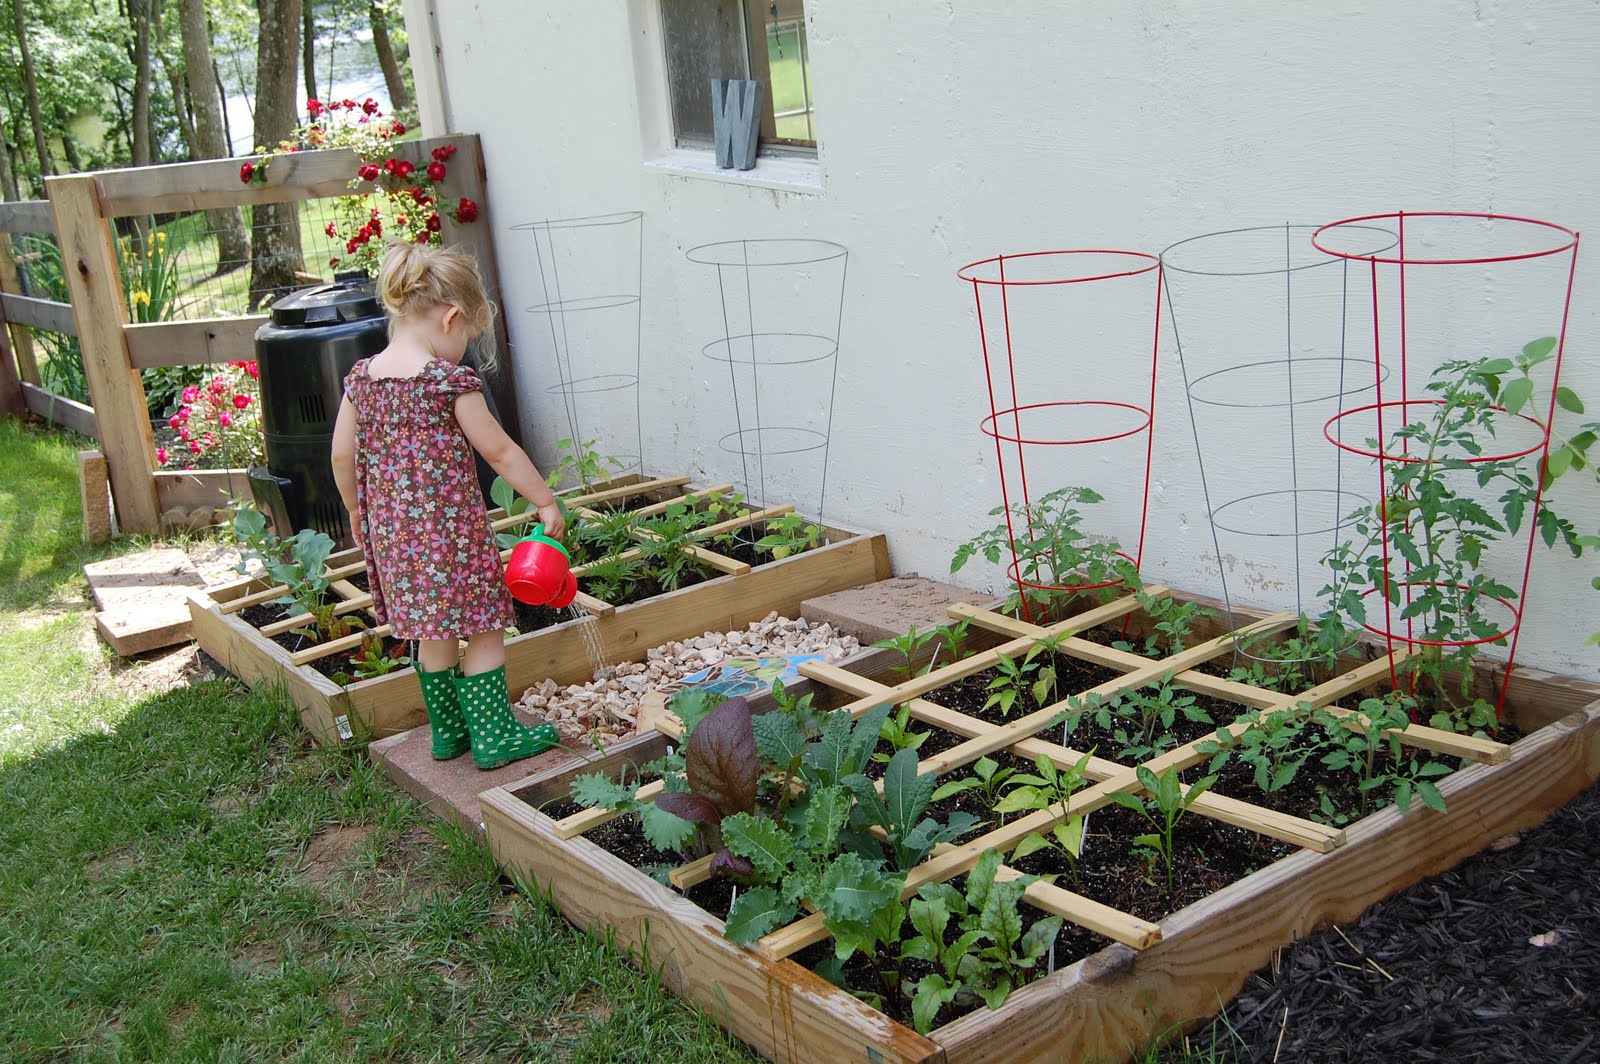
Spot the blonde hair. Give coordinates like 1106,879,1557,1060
377,243,498,372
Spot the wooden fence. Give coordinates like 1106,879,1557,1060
16,133,515,534
0,200,98,438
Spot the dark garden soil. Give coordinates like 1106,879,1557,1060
345,571,370,593
237,600,295,629
1169,781,1600,1064
1005,801,1295,923
264,628,409,681
511,600,572,636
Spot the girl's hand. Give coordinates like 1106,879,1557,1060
537,502,566,540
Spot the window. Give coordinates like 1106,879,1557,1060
660,0,817,152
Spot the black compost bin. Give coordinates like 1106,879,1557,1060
250,271,503,545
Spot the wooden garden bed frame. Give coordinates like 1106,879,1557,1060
189,473,889,745
479,585,1600,1064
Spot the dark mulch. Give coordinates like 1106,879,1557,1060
1172,782,1600,1063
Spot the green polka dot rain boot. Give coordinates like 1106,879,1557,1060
452,665,560,770
414,662,471,761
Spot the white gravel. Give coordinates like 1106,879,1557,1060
512,611,860,744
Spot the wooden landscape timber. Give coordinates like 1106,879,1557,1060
478,585,1600,1064
189,475,889,745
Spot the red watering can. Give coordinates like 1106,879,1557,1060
505,524,578,608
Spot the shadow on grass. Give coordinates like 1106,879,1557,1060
0,671,754,1063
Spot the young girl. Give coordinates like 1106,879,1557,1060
331,243,565,770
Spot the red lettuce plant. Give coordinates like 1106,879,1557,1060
655,695,761,876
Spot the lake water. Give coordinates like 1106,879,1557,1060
220,28,396,156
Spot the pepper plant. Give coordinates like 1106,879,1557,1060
1108,765,1217,891
997,749,1097,887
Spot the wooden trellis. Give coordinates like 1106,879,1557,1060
479,586,1600,1064
188,474,890,745
41,134,515,533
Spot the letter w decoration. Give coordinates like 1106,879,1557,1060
711,78,764,170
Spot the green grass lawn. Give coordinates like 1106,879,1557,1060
0,415,756,1063
764,23,816,142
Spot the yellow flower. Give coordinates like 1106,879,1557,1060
131,290,151,308
156,232,167,244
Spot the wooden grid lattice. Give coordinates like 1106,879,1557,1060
547,588,1511,958
217,474,810,668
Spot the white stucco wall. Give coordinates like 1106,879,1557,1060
420,0,1600,679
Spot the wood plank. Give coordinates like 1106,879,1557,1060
913,614,1299,779
0,233,40,385
77,450,112,544
571,591,615,618
479,787,946,1064
218,559,369,613
757,655,1398,962
22,381,98,439
93,137,459,215
632,483,736,520
661,787,1164,950
291,622,392,666
153,468,250,512
687,544,750,576
950,603,1510,765
488,475,694,534
260,595,374,638
799,661,1343,855
187,592,352,744
934,698,1600,1064
832,589,1171,717
0,292,76,334
0,199,55,234
85,547,206,655
47,174,160,531
0,271,25,417
336,523,891,744
125,316,263,369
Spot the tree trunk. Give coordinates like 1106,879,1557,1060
212,58,234,153
302,3,317,109
51,99,84,171
0,98,20,201
370,2,412,111
249,0,305,311
179,0,249,274
129,0,154,165
161,51,198,158
12,0,55,182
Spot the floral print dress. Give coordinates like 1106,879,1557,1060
343,357,513,640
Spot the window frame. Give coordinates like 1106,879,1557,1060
657,0,817,158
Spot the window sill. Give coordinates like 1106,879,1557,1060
643,148,823,195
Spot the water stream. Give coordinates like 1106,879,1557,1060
565,603,609,676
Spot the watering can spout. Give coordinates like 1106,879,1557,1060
505,524,578,608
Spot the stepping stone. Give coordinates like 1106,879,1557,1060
801,573,983,644
368,706,578,834
85,548,205,656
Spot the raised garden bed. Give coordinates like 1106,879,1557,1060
478,585,1600,1064
188,473,889,745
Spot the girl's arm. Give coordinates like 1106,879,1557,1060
331,396,360,519
455,392,565,538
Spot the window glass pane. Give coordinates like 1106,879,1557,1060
661,0,749,145
754,1,815,144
